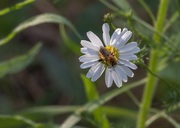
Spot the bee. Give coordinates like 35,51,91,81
99,46,117,66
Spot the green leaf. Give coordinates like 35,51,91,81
60,78,146,128
81,74,110,128
103,106,137,119
19,106,79,116
0,0,35,16
60,24,80,55
18,105,137,120
0,43,42,78
81,74,99,100
0,13,81,46
0,115,43,128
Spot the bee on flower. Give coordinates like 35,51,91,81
79,23,140,88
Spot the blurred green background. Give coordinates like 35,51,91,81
0,0,180,128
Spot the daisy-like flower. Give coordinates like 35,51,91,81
79,23,140,88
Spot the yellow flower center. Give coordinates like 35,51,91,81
99,46,119,67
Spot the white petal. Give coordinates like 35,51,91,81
110,28,121,46
119,60,137,70
112,68,122,87
120,54,138,60
120,47,140,54
81,47,99,55
80,61,98,69
86,62,101,78
79,55,99,62
119,65,134,77
111,28,128,46
116,30,132,47
105,68,113,88
102,23,110,46
87,31,103,47
91,64,105,82
81,48,87,54
81,40,99,51
119,42,137,52
115,65,128,82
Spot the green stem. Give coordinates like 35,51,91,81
136,0,169,128
0,0,35,16
138,0,156,24
146,102,180,128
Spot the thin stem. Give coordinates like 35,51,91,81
127,91,140,107
136,0,169,128
0,0,35,16
138,0,156,24
99,0,171,43
146,103,180,128
0,115,39,127
147,111,180,128
60,78,146,128
163,11,179,33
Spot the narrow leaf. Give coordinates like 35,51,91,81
0,0,35,16
103,106,137,119
81,74,110,128
0,43,42,79
0,13,81,46
0,115,42,128
81,74,99,100
19,105,137,119
60,24,80,55
60,78,146,128
19,106,79,115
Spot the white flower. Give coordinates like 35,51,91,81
79,23,140,88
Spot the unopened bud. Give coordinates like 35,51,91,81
103,13,114,23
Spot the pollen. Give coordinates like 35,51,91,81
99,46,119,67
105,46,119,58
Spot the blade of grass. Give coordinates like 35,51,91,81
59,24,81,55
59,78,146,128
0,43,42,79
126,90,140,107
18,105,137,120
103,106,137,119
0,115,43,128
81,74,110,128
0,13,81,46
19,106,79,116
0,0,35,16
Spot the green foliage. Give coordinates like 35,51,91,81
0,0,180,128
159,61,180,111
60,24,80,55
0,115,44,128
81,74,110,128
59,79,146,128
0,13,81,46
0,43,42,79
0,0,35,16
